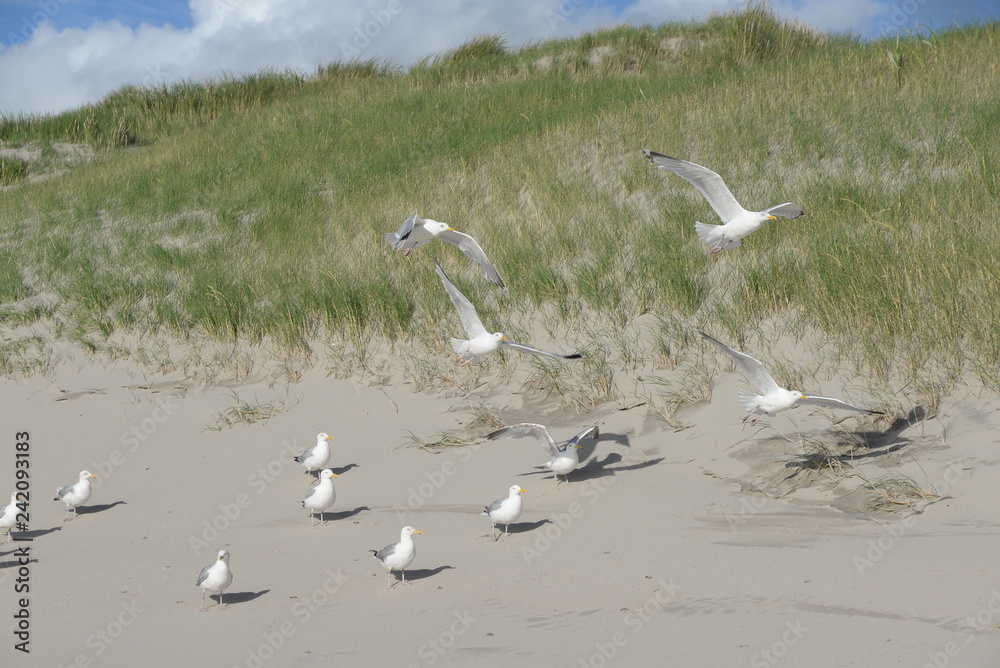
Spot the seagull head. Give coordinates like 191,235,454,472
321,469,338,479
425,220,452,236
218,550,229,562
494,332,506,342
510,485,526,495
80,470,96,480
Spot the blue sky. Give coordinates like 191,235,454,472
0,0,996,115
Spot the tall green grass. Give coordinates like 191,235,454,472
0,6,997,387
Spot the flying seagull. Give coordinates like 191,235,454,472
196,549,234,611
698,330,881,427
487,423,599,485
642,149,805,253
54,470,97,521
386,215,505,288
435,261,582,365
371,526,422,589
482,485,525,540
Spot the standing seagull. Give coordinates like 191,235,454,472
302,469,338,527
698,330,881,427
487,423,600,485
642,149,805,253
293,433,333,481
371,526,422,589
54,470,96,521
386,215,505,288
482,485,525,540
0,492,18,543
196,550,234,612
435,261,581,365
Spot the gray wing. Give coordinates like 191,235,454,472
763,202,806,219
500,340,582,360
799,395,881,414
385,214,418,248
294,444,315,463
485,498,505,514
437,229,505,288
698,331,781,395
54,483,74,500
488,423,560,457
303,487,317,501
434,261,488,339
374,542,397,562
196,564,212,586
643,150,745,222
567,426,599,447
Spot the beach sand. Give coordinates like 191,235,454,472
2,341,999,667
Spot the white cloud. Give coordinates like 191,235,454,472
0,0,883,116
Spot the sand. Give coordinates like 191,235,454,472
1,338,999,668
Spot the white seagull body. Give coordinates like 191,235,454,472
482,485,525,540
371,526,422,589
197,549,234,611
487,423,599,484
699,330,881,426
302,469,338,527
54,470,96,521
294,433,333,478
435,261,582,365
0,492,18,543
643,149,805,253
386,215,505,288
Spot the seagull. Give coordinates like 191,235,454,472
293,433,333,480
371,526,422,589
482,485,525,540
0,492,18,543
386,215,505,288
698,330,882,427
642,149,805,253
435,261,582,365
197,549,234,611
54,470,96,521
487,423,600,484
302,469,338,527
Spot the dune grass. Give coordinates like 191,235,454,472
0,6,997,392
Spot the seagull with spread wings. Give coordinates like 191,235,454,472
643,150,805,253
434,261,582,365
487,423,599,484
699,331,881,427
386,215,505,288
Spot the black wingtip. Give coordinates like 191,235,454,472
564,353,584,359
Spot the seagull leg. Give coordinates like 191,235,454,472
199,591,207,612
218,592,226,611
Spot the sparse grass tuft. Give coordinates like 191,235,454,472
404,430,476,452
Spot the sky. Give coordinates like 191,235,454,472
0,0,995,116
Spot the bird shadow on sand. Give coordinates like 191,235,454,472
481,519,551,540
402,565,454,583
574,454,666,482
76,500,127,516
330,463,360,476
0,552,38,566
320,506,369,522
213,589,270,607
578,431,631,461
10,527,61,540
